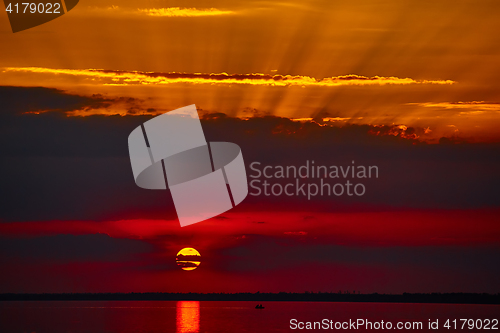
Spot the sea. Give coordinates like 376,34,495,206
0,301,498,332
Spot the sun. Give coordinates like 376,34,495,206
176,248,201,271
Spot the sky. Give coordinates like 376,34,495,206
0,0,499,294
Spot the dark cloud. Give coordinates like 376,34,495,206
0,86,154,120
204,234,500,293
214,234,500,273
0,86,110,118
201,115,500,209
0,90,498,222
0,233,152,263
68,69,433,85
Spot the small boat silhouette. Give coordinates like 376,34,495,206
255,304,265,309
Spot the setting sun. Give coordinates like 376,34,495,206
176,248,201,271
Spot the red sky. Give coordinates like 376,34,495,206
0,0,499,294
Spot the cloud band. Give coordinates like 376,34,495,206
2,67,455,87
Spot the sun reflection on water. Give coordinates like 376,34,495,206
176,301,200,333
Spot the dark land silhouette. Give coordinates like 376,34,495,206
0,292,498,304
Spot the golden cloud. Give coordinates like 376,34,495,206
137,7,234,17
290,117,364,123
2,67,455,88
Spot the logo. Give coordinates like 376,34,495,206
4,0,79,33
128,105,248,227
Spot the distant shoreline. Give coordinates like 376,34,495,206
0,293,498,304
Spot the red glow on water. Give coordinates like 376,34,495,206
176,301,200,333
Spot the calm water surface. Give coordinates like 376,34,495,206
0,301,498,332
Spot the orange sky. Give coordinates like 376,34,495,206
1,0,499,142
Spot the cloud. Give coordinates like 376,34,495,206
0,86,153,118
1,215,498,294
407,101,500,112
1,209,498,247
0,106,499,223
137,7,234,17
0,88,498,223
0,234,152,263
215,234,500,272
2,86,168,119
87,5,234,17
2,67,455,87
0,86,110,117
